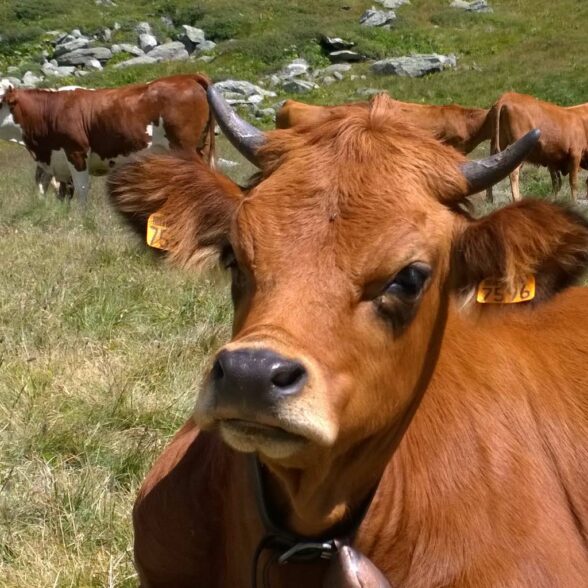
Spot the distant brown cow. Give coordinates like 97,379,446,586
276,97,491,153
0,74,215,203
108,90,588,587
487,92,588,202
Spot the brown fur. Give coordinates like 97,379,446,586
276,97,491,154
3,74,215,174
487,92,588,201
108,94,588,587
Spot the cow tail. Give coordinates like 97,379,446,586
195,74,216,169
492,101,503,156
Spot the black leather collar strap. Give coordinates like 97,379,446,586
250,457,377,587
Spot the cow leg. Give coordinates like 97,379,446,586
35,165,52,198
549,168,562,195
509,165,522,201
66,161,90,204
569,156,581,202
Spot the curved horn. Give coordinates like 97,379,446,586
460,129,541,195
207,85,267,166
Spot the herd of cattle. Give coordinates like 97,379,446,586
4,74,588,586
1,73,587,205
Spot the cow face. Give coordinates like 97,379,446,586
109,96,588,481
0,85,23,144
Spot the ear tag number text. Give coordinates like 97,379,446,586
476,276,536,304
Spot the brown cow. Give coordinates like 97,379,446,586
108,91,588,587
487,92,588,202
276,97,491,154
0,74,215,203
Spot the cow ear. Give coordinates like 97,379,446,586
452,200,588,303
107,153,242,269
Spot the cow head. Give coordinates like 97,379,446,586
0,83,23,144
108,93,588,534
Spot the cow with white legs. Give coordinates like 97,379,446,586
0,74,215,203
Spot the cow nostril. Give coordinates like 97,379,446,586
271,364,306,389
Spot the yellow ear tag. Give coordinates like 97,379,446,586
146,213,170,251
476,276,536,304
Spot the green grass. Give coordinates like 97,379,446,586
1,0,588,585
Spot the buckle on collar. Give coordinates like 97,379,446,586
277,540,337,564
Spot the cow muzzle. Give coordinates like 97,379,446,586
195,345,338,459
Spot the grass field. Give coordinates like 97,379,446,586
1,0,587,586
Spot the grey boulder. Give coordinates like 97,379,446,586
146,42,189,62
112,44,144,57
139,33,158,52
56,47,113,66
360,8,396,27
281,79,318,93
214,80,276,99
328,50,364,63
113,55,157,68
53,37,90,57
372,53,457,77
135,22,152,35
22,71,43,87
41,61,76,77
450,0,493,11
377,0,410,7
181,25,206,51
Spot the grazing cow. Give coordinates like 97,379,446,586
0,74,215,203
108,90,588,587
487,92,588,202
276,97,491,154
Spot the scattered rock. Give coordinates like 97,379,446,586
280,58,310,78
139,33,158,52
146,42,189,62
357,87,385,97
160,16,174,27
53,38,90,57
360,8,396,27
113,55,157,68
255,108,276,119
73,70,90,77
333,71,344,81
450,0,492,11
42,61,76,77
320,36,355,51
113,22,121,31
135,22,152,35
197,55,215,63
7,66,19,74
56,47,113,66
181,25,206,52
22,71,43,87
95,0,117,5
112,44,144,57
98,28,112,42
323,75,336,85
195,40,216,53
376,0,410,7
85,58,103,71
372,53,457,77
328,50,365,63
281,79,318,93
322,63,352,75
1,77,22,88
214,80,276,99
71,29,83,38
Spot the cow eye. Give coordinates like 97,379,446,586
385,263,431,299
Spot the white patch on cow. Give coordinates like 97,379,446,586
150,117,170,153
0,101,24,145
145,123,154,149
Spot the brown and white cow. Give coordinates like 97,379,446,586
0,74,215,203
276,97,491,154
108,90,588,587
487,92,588,202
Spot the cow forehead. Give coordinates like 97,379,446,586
234,102,462,276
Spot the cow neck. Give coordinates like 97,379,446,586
250,455,378,587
